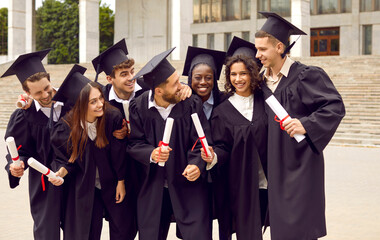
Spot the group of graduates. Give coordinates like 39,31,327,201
3,12,345,240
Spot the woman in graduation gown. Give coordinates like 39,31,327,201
203,54,268,240
181,46,231,240
49,79,132,240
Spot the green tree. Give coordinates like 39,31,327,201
0,8,7,55
99,0,114,53
36,0,79,64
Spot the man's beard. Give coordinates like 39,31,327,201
162,91,180,104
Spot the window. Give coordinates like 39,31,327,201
224,32,232,51
310,28,340,56
194,0,250,23
207,34,215,49
360,0,380,11
258,0,291,17
242,31,250,41
193,35,198,47
363,25,372,55
311,0,351,14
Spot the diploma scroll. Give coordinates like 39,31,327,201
122,100,131,130
27,158,64,183
265,95,305,143
6,137,21,166
158,118,174,167
16,98,26,108
191,113,212,157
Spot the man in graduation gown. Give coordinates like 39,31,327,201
1,49,69,240
127,48,212,240
254,12,346,240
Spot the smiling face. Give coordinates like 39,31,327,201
230,62,252,97
26,77,54,107
108,66,136,97
255,36,284,69
159,71,182,105
86,87,104,123
191,64,214,102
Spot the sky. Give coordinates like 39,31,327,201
0,0,115,11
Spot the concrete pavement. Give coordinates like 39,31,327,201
0,129,379,239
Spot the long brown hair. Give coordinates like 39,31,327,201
66,82,109,163
224,54,262,94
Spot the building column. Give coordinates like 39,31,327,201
170,0,180,60
250,0,258,42
114,0,129,43
178,0,193,60
291,0,310,57
8,0,26,60
351,0,360,55
25,0,35,53
79,0,99,63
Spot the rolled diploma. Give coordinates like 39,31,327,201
6,137,21,166
16,99,26,108
265,95,305,143
27,158,64,183
158,118,174,167
122,100,131,130
191,113,211,157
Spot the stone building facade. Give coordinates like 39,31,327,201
4,0,380,64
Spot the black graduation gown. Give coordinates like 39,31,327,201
260,62,345,240
4,101,69,240
51,108,134,240
127,92,212,240
211,91,268,240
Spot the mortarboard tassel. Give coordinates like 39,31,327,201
94,63,100,82
48,104,54,129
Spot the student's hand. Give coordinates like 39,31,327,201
182,165,200,181
48,167,68,186
17,94,33,109
115,180,126,203
179,84,192,101
9,161,25,177
151,146,172,163
282,118,306,137
113,120,128,139
200,146,214,163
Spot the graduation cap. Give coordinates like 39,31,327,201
132,47,176,89
91,38,129,82
226,36,262,69
52,64,92,107
1,49,50,83
182,46,225,81
259,12,306,58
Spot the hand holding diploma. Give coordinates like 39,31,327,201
182,165,200,182
9,161,25,178
157,118,174,167
28,158,64,186
16,94,32,109
200,146,215,163
6,136,21,167
48,167,68,186
191,113,212,157
265,95,306,142
152,146,172,163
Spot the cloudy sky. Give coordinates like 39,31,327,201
0,0,115,11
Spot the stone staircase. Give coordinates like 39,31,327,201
1,56,380,147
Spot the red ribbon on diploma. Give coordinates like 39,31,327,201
191,136,208,158
157,141,168,163
274,115,290,130
12,145,22,161
40,169,50,192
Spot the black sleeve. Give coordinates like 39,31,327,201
50,118,76,174
297,67,346,153
107,109,127,181
4,110,33,188
127,98,155,168
210,109,233,168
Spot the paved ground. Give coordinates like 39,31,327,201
0,129,379,240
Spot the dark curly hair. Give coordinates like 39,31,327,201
224,55,262,94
